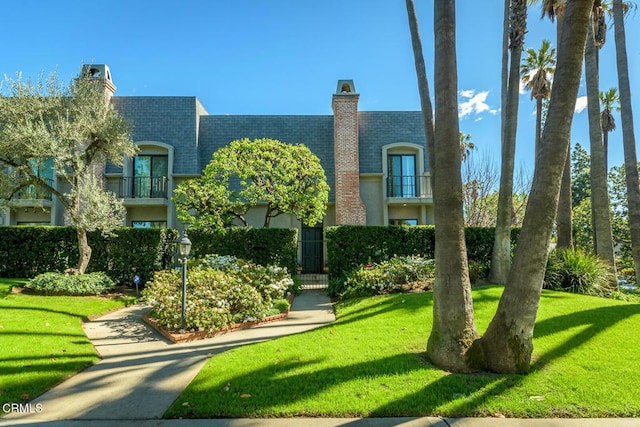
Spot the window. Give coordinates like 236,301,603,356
133,155,168,198
388,154,417,197
390,219,418,226
132,221,167,229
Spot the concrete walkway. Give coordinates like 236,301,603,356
1,290,335,425
2,290,638,427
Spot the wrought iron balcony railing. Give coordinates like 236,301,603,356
1,178,54,201
119,176,168,199
386,175,432,198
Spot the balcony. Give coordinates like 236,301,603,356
1,178,53,202
386,175,432,199
119,176,168,199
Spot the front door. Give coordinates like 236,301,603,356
301,226,324,274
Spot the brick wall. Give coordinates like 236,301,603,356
332,94,367,225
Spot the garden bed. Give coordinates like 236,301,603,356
143,292,295,343
142,311,288,343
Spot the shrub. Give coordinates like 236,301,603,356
468,260,489,284
0,226,177,285
143,256,293,332
544,249,615,296
27,272,115,296
188,227,297,274
272,299,291,313
341,255,435,299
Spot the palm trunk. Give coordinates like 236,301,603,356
490,0,526,284
613,0,640,285
426,0,479,373
535,97,543,165
406,0,436,178
555,4,573,250
478,0,591,373
585,20,616,269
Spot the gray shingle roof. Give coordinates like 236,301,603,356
110,97,202,175
198,115,335,198
358,111,429,174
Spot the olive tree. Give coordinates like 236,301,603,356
0,70,135,274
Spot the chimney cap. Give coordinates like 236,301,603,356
336,80,357,95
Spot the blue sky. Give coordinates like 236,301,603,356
2,1,639,175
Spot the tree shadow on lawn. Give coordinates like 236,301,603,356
171,297,640,418
333,286,502,329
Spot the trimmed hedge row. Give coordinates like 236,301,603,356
0,226,178,284
187,227,298,275
325,225,520,281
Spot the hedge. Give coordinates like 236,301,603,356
187,227,298,275
325,225,520,282
0,226,178,284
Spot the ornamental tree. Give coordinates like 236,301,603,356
174,138,329,228
0,70,136,274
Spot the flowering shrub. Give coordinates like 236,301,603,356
341,255,435,299
143,255,293,332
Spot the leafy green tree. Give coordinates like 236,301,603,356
0,70,135,274
174,138,329,229
571,143,591,207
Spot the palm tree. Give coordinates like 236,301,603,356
521,39,556,166
405,0,436,178
490,0,527,284
424,0,479,373
585,1,616,270
613,0,640,285
460,132,475,163
479,0,593,373
600,87,620,171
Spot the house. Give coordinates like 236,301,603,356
1,65,433,272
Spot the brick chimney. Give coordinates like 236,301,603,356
332,80,367,225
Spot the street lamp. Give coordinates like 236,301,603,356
178,230,192,333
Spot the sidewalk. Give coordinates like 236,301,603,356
1,290,335,425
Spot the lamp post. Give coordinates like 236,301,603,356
178,230,192,333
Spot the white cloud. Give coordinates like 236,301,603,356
458,90,498,119
574,96,588,113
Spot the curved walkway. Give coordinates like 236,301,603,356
1,290,335,425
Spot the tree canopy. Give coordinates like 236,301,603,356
174,138,329,229
0,70,136,273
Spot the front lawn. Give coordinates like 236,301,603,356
0,278,129,406
166,285,640,418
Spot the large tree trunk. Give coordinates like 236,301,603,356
535,97,543,164
76,227,92,275
613,0,640,285
426,0,479,372
585,19,616,269
490,0,526,284
406,0,436,178
478,0,592,374
555,4,574,250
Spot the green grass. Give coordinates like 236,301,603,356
0,278,129,405
165,285,640,419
